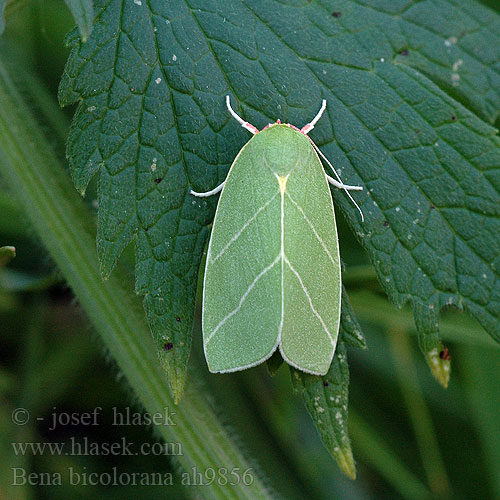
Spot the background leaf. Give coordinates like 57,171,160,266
339,286,367,350
59,0,500,399
266,349,284,377
0,245,15,266
64,0,94,42
292,341,356,479
291,290,365,478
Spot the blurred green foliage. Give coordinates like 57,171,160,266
0,1,499,499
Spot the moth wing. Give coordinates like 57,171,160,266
279,146,341,375
202,138,281,372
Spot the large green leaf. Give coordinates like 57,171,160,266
59,0,500,399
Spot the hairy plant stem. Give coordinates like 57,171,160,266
0,57,276,500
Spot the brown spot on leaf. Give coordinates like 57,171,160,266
439,347,451,360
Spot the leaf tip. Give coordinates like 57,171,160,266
64,0,94,45
0,246,16,266
173,389,182,405
157,351,186,404
425,347,451,388
98,261,110,280
334,442,357,480
98,263,111,281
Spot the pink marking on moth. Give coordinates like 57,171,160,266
207,96,364,220
262,122,299,133
301,123,314,134
244,122,259,134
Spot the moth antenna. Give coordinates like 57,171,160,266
310,140,365,222
226,96,259,135
190,181,225,198
301,99,327,135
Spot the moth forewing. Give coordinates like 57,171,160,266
202,130,281,373
202,125,341,375
278,134,341,375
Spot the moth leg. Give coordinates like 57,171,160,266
326,175,363,191
327,172,365,222
190,181,225,198
226,95,259,135
301,99,327,135
309,140,365,222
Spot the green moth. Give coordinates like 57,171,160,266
191,97,363,375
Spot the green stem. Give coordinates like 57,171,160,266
0,57,275,500
0,191,25,237
19,66,70,144
458,345,500,498
349,410,433,500
387,327,452,498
